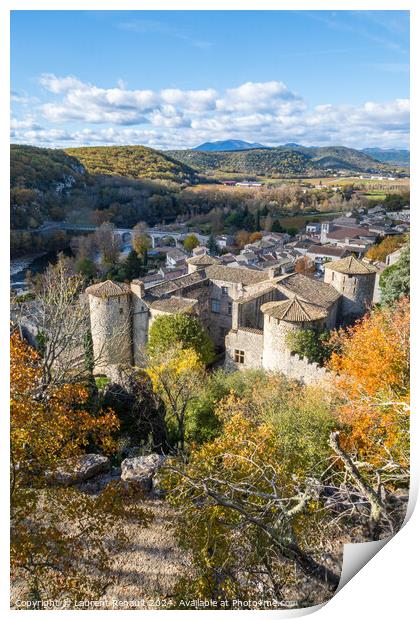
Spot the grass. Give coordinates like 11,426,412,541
278,211,344,230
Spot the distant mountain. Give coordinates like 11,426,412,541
166,145,393,177
193,139,267,152
362,148,410,167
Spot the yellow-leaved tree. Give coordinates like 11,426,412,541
147,345,205,452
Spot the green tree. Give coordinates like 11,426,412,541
123,249,144,280
147,313,215,365
207,233,219,255
183,234,200,253
379,246,410,305
75,257,97,279
271,219,284,233
164,385,340,605
285,328,332,365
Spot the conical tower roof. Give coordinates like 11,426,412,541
324,255,377,275
261,296,328,322
85,280,131,298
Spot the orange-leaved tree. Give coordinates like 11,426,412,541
328,298,410,469
10,331,152,605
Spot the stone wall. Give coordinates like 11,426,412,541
237,288,285,330
131,283,150,366
262,313,326,375
88,293,133,374
324,269,376,321
225,327,264,371
282,351,329,384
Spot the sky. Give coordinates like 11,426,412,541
10,10,410,150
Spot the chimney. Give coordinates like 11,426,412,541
131,279,145,298
268,266,281,279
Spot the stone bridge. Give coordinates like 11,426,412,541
44,222,209,249
113,228,209,249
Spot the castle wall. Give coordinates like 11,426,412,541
262,314,325,375
207,280,238,348
237,289,285,330
324,269,376,321
325,298,340,330
88,293,133,374
283,352,329,384
225,328,264,371
130,282,150,366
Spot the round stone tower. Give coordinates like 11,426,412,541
323,256,377,322
260,296,328,372
85,280,133,374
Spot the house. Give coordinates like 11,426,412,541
305,222,321,235
306,244,348,266
166,248,188,269
238,250,259,266
192,245,209,256
216,235,234,249
385,247,403,266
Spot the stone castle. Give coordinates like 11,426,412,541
86,254,377,384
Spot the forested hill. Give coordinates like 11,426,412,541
64,145,198,184
10,144,195,234
362,148,410,167
166,145,391,176
11,144,86,191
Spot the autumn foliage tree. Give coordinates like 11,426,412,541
147,345,205,452
10,331,151,605
164,386,340,606
328,297,410,471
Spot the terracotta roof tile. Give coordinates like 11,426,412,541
147,270,208,297
187,254,221,266
275,273,340,308
324,256,377,275
205,264,269,285
86,280,131,298
148,297,197,314
261,296,328,322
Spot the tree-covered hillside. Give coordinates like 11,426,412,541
11,144,86,192
167,145,391,176
64,145,198,185
362,148,410,167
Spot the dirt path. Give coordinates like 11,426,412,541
98,499,190,610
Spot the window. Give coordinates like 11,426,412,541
119,308,124,315
221,286,229,296
234,349,245,364
211,299,221,313
227,302,232,315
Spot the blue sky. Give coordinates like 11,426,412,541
10,10,410,149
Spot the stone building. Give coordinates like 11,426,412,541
86,255,377,383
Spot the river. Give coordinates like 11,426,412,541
10,251,64,291
10,244,133,292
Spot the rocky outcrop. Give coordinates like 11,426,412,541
121,454,166,493
46,453,110,486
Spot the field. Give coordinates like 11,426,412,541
278,211,344,231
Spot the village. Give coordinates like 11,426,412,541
83,199,409,384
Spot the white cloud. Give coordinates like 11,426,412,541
10,75,409,150
10,116,43,131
